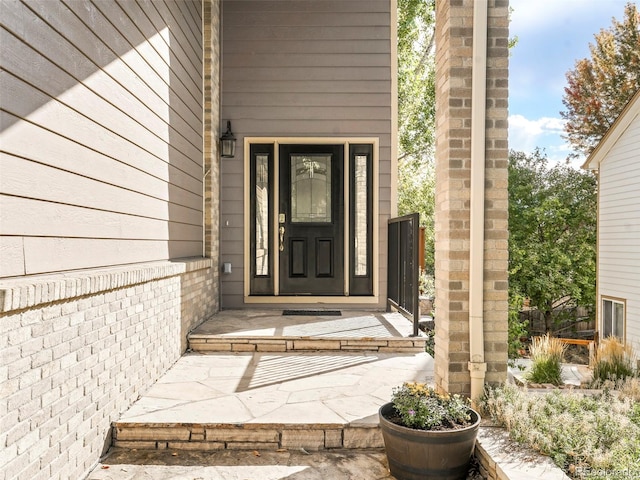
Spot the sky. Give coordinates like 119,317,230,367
508,0,633,167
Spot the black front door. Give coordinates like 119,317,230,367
279,144,344,295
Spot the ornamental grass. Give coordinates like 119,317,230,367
526,333,567,385
590,336,637,385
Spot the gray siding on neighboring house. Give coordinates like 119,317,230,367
598,111,640,347
220,0,393,308
0,0,204,277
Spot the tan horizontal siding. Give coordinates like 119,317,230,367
93,2,204,146
223,92,392,107
224,66,390,82
220,0,392,307
224,39,390,55
224,80,392,94
225,26,389,42
0,235,199,277
178,0,203,38
1,39,202,172
0,237,24,277
0,195,203,241
152,0,203,74
223,53,391,69
1,153,202,223
224,119,391,137
224,0,390,14
224,11,389,26
0,0,203,276
24,0,203,123
109,0,204,108
227,106,391,121
0,79,202,204
1,111,202,202
19,237,201,275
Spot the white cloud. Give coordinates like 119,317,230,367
510,0,626,34
508,114,587,167
510,0,579,32
509,114,565,149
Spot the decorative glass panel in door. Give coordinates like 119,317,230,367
290,155,332,223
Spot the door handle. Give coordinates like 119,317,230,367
279,226,285,251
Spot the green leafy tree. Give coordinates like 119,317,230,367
398,160,435,274
561,2,640,157
508,292,528,360
397,0,436,163
508,149,597,332
396,1,517,274
397,0,436,273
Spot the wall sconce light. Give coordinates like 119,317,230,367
220,120,236,158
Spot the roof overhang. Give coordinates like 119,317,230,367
582,89,640,171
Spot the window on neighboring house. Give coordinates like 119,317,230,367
602,298,625,340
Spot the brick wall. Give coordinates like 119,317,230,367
0,259,217,480
434,0,509,395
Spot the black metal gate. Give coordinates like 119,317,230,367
387,213,420,336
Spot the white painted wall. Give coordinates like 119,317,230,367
597,110,640,350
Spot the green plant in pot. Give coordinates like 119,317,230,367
378,382,481,480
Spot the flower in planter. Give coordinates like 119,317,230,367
391,382,472,430
380,383,481,479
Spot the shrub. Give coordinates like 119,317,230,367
424,329,435,357
418,270,435,299
620,376,640,402
590,336,636,384
526,334,566,385
391,382,471,430
508,293,528,360
480,381,640,477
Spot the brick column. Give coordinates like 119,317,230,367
434,0,509,396
203,0,221,310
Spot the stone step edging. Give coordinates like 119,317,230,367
113,422,571,479
188,336,426,353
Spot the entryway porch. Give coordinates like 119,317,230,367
104,310,572,480
113,309,431,451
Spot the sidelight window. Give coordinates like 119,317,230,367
255,154,269,276
349,144,373,295
354,154,368,276
249,144,274,295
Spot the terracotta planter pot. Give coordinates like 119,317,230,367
378,402,480,480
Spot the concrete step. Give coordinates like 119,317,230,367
112,351,434,452
187,310,426,353
113,422,383,451
188,335,425,353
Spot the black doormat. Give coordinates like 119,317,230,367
282,309,342,316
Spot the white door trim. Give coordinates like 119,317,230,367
243,136,379,304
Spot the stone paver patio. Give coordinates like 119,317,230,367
98,309,573,479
